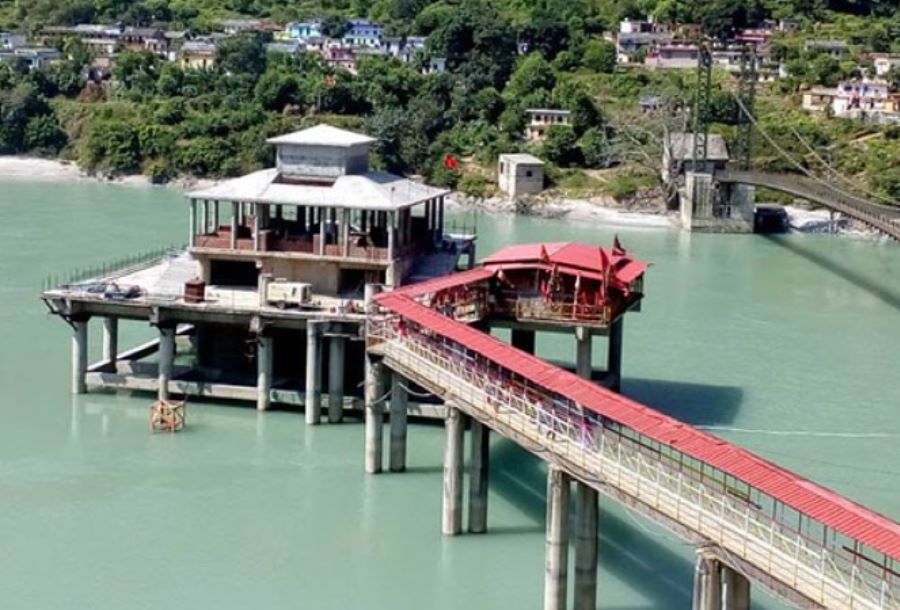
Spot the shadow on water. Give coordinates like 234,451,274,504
622,378,744,426
489,440,694,609
764,235,900,312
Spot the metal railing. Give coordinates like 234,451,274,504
42,244,184,291
368,316,898,610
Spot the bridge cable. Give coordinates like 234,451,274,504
730,93,899,209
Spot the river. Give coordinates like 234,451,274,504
1,181,898,610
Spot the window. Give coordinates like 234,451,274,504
525,170,533,178
500,162,506,174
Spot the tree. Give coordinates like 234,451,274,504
505,53,556,100
215,34,267,78
113,50,162,98
81,119,141,173
321,15,350,39
582,40,617,73
541,125,581,167
580,127,611,168
254,69,302,112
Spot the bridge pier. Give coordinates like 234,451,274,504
328,336,345,423
442,405,465,535
389,371,408,472
721,565,750,610
102,317,118,366
71,317,89,395
364,354,387,474
256,333,273,411
607,317,623,392
576,327,592,379
693,553,722,610
305,322,323,425
573,482,599,610
467,420,490,533
544,466,570,610
157,324,175,401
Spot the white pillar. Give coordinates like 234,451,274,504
574,483,599,610
693,554,722,610
721,565,750,610
252,204,261,251
387,210,396,260
576,326,592,379
328,336,345,423
189,199,197,247
158,325,175,401
389,371,408,472
71,318,88,395
257,334,273,411
102,317,118,365
305,322,322,425
230,201,238,249
608,317,624,392
364,355,385,474
318,209,326,255
544,466,570,610
468,420,490,534
442,405,464,535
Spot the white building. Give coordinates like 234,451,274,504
871,54,900,77
498,154,545,198
802,79,899,120
524,109,571,141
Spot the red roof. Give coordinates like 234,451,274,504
482,241,648,285
375,292,900,559
393,267,495,298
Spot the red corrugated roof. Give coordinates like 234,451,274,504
393,267,495,298
375,292,900,559
482,241,648,285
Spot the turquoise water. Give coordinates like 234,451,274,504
1,181,898,609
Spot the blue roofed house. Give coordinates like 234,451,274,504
287,19,323,41
343,19,383,48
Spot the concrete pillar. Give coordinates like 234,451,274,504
576,326,592,379
468,420,490,534
158,325,175,401
607,317,624,392
437,196,445,240
389,371,408,472
442,405,465,535
102,317,118,365
189,199,197,247
305,322,322,425
71,319,88,394
721,565,750,610
256,334,273,411
387,211,396,260
544,466,570,610
573,483,599,610
318,211,326,255
693,554,722,610
252,204,261,250
328,336,345,423
364,356,385,474
511,328,536,354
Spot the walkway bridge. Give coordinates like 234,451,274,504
366,264,900,610
716,170,900,239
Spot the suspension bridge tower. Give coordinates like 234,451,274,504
677,45,756,233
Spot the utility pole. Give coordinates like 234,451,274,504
691,44,713,173
734,45,758,171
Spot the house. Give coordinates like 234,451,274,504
0,47,62,70
83,37,119,56
524,109,572,141
662,132,729,182
0,32,26,51
219,19,263,35
342,19,383,48
180,40,216,70
381,36,425,63
802,79,899,121
638,94,663,112
121,27,169,56
323,46,357,73
645,43,699,69
804,39,847,58
424,57,446,74
287,19,323,40
733,28,774,47
871,54,900,77
615,31,672,64
498,154,545,198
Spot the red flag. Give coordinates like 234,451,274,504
443,153,458,170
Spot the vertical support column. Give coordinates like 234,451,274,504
387,211,396,259
318,209,326,255
573,483,599,610
213,200,220,230
467,420,490,534
511,328,536,355
102,317,118,365
341,208,350,257
305,321,322,425
158,325,175,401
437,196,445,241
576,326,592,380
71,318,88,395
721,566,750,610
230,201,238,249
328,336,345,423
257,334,273,411
693,554,722,610
607,317,623,392
200,200,209,234
389,371,408,472
364,284,385,473
252,203,261,251
544,466,570,610
188,199,197,247
442,404,465,535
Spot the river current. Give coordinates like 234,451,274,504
1,181,898,609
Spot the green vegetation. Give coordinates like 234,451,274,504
0,0,897,200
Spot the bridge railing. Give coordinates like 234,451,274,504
369,313,898,610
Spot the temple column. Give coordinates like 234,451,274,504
442,405,465,535
573,483,599,610
305,322,322,425
102,317,118,365
328,336,345,423
230,201,238,249
721,566,750,610
467,420,490,533
389,371,408,472
544,466,570,610
71,318,88,395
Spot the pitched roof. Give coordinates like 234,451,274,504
267,124,376,147
667,132,730,162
